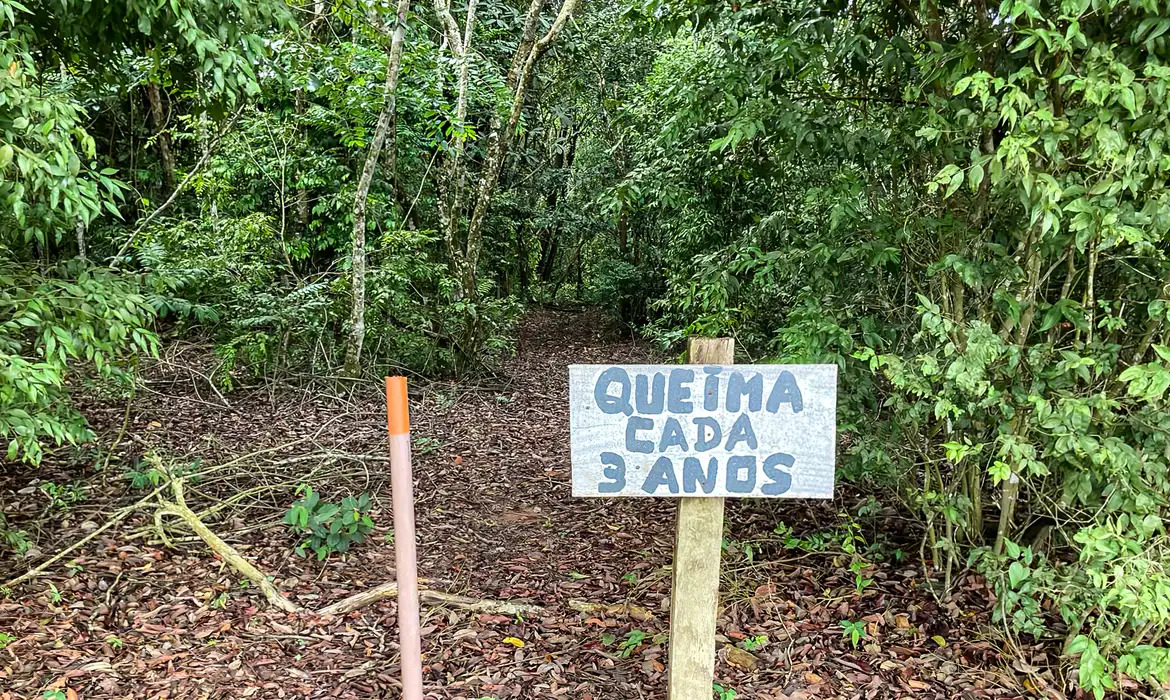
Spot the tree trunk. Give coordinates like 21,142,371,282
144,82,176,195
616,208,628,258
343,0,412,377
430,0,579,368
993,232,1043,555
75,219,87,262
463,0,580,275
295,89,311,232
516,220,530,299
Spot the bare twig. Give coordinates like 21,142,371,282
1,483,169,590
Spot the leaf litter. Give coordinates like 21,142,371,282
0,309,1038,698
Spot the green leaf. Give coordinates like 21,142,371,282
1008,561,1028,588
944,168,964,198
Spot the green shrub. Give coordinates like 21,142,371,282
282,485,375,560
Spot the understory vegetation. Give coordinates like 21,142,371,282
2,0,1169,696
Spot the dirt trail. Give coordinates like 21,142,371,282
0,309,1021,699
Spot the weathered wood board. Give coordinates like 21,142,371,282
568,363,837,498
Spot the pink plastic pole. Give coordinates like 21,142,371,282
386,377,423,700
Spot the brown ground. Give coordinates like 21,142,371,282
0,309,1040,699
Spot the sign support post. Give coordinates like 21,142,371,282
386,376,424,700
666,337,735,699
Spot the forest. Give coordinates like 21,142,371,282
2,0,1170,697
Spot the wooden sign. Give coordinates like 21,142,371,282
568,362,837,498
569,339,838,700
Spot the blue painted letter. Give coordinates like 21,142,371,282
667,369,695,413
726,455,756,493
765,370,804,413
761,453,793,495
702,366,722,410
682,456,718,494
726,372,763,412
724,413,758,451
635,372,666,414
693,417,722,451
625,416,655,453
594,367,633,415
658,417,689,452
642,456,679,494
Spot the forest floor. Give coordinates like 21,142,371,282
0,308,1052,699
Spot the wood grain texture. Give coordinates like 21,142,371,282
666,337,733,700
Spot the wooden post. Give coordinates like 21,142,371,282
667,337,734,699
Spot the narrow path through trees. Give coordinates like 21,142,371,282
0,310,1015,698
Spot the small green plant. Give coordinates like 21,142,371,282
210,592,229,609
42,691,67,700
722,537,755,563
0,515,32,555
46,582,62,604
713,683,738,700
39,482,85,510
123,462,165,489
413,436,441,454
283,485,375,560
615,630,647,658
105,635,123,649
854,572,874,595
621,572,638,585
0,632,14,649
741,634,767,652
840,619,867,648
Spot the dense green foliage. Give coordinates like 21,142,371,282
550,0,1170,695
3,0,1170,694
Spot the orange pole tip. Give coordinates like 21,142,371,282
385,376,410,435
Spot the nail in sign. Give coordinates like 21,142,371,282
569,364,837,498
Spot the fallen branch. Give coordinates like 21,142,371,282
568,600,656,622
415,590,543,618
319,581,402,616
154,471,298,612
16,450,540,621
149,461,539,618
318,583,544,617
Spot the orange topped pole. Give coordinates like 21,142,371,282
386,377,423,700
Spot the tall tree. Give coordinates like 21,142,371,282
430,0,581,364
343,0,413,377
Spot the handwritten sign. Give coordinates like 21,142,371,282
569,364,837,498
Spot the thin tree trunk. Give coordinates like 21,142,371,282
295,90,311,231
539,235,558,282
75,220,87,262
993,231,1044,555
144,82,176,195
432,0,479,289
343,0,411,377
516,219,531,298
616,208,628,257
462,0,580,280
430,0,579,369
